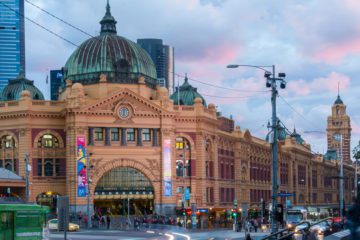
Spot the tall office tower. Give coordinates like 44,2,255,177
137,39,175,94
50,69,63,100
0,0,25,91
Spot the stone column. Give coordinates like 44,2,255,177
152,129,158,146
121,128,127,146
137,128,142,146
105,128,110,146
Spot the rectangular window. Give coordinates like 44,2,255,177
44,159,53,176
94,128,103,141
142,128,151,141
127,128,135,142
0,160,2,168
37,159,42,176
110,128,119,141
176,137,184,149
55,159,60,176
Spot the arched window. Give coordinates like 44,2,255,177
44,160,53,176
38,134,59,148
5,162,12,171
0,135,16,149
241,167,247,181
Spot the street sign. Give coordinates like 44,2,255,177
197,208,208,213
184,188,190,200
278,192,294,197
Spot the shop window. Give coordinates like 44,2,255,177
44,159,53,176
110,128,119,141
142,129,151,142
94,128,103,141
127,128,135,142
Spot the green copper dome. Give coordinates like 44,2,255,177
334,95,344,105
63,1,157,88
1,70,44,101
290,128,304,144
170,75,206,106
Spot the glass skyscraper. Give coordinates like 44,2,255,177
0,0,25,91
137,39,175,94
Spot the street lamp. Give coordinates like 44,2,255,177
227,64,287,234
304,131,345,221
87,152,93,229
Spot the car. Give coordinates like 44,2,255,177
294,223,308,233
48,218,80,231
310,221,332,236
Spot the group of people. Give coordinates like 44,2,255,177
76,211,111,229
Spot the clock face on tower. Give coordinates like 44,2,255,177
119,107,129,119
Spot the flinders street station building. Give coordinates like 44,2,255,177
0,2,357,221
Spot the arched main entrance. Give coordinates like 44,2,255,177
94,167,154,216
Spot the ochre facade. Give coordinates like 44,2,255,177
0,78,355,215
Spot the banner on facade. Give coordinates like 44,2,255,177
76,136,87,197
163,138,172,196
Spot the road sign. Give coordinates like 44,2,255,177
184,188,190,200
278,192,294,197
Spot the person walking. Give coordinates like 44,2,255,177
253,219,258,232
106,214,111,230
245,233,252,240
78,211,83,225
347,197,360,240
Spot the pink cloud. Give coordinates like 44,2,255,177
288,72,351,96
202,43,240,65
312,38,360,64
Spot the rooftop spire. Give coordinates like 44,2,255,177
100,0,117,35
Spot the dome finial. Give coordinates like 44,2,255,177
100,0,117,35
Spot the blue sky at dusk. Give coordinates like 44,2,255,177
24,0,360,156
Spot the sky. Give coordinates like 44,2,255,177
22,0,360,157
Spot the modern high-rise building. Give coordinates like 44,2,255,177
0,0,25,91
137,39,174,94
50,69,63,100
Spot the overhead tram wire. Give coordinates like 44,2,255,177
0,2,79,48
278,94,324,132
24,0,272,96
173,72,270,93
25,0,95,39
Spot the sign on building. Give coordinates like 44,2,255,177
76,136,87,197
163,138,172,196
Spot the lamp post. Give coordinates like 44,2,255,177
87,152,93,229
304,130,345,221
227,64,287,234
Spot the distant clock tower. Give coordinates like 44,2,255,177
326,94,352,164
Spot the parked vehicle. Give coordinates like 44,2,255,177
48,218,80,231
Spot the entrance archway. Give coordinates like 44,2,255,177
94,167,154,216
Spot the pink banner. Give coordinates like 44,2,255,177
76,136,87,197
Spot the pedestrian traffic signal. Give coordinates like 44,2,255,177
182,208,186,216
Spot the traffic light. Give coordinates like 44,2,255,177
232,209,238,218
182,208,186,216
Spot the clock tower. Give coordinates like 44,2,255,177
326,94,352,164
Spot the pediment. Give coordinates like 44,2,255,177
83,89,166,116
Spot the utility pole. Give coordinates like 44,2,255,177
86,153,92,229
25,153,29,203
226,64,286,234
339,135,344,221
270,65,279,234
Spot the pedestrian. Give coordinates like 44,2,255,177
347,197,360,240
78,211,83,225
253,219,258,232
106,215,111,229
237,219,242,232
245,233,252,240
